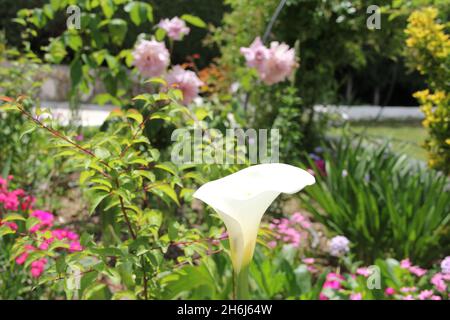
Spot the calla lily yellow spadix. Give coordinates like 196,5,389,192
193,163,315,299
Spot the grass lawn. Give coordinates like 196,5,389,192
330,121,428,161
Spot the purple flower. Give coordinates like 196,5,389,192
441,256,450,274
328,235,350,257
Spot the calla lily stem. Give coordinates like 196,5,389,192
236,265,250,300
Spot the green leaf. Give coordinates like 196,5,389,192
26,217,41,231
100,0,115,19
89,191,110,214
155,163,177,176
152,184,179,206
155,28,166,41
2,213,26,222
126,112,143,124
0,226,16,237
108,19,128,46
80,170,95,184
181,14,206,28
94,147,111,160
144,77,167,86
19,122,36,140
70,55,83,89
124,1,152,25
0,104,19,112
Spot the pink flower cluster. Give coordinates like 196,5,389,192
165,65,204,104
1,176,82,278
400,258,427,277
158,17,190,41
431,272,450,293
240,37,296,85
15,211,83,278
268,212,312,248
131,34,204,105
319,273,350,300
0,176,35,213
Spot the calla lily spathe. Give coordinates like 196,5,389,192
193,163,315,274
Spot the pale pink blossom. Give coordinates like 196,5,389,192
240,37,296,85
240,37,270,70
431,273,447,292
400,286,417,293
418,290,433,300
409,266,427,277
350,293,362,300
158,17,190,41
258,41,296,85
132,39,170,78
356,267,371,277
302,258,315,265
165,65,204,104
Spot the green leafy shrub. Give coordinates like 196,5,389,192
302,137,450,265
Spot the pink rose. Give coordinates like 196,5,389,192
132,39,170,78
240,38,296,85
158,17,190,41
258,42,296,85
165,65,204,104
240,37,270,70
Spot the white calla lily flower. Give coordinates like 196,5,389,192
193,163,315,284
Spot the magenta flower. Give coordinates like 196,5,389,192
69,241,83,252
15,252,29,265
29,210,54,232
165,65,204,104
30,258,47,278
158,17,190,41
400,258,412,269
385,287,395,296
132,39,170,78
323,273,344,290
